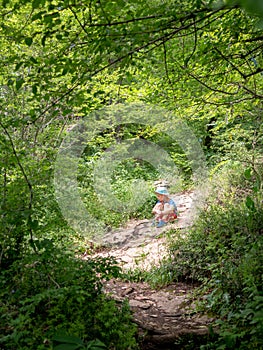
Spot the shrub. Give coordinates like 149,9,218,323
152,163,263,349
0,245,138,350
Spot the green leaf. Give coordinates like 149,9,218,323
41,34,47,46
28,217,39,230
32,85,38,95
16,78,25,90
56,34,63,40
32,0,44,9
240,0,263,18
29,109,36,117
25,37,33,46
30,57,38,64
86,339,107,349
2,0,10,7
62,67,68,75
52,334,84,345
32,11,44,21
15,62,23,71
43,12,59,24
53,345,82,350
245,196,255,211
255,18,263,28
244,168,252,179
62,108,72,115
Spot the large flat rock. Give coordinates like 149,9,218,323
103,280,216,348
89,190,197,271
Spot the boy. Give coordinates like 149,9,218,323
152,186,178,228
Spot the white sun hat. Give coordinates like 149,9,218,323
155,186,169,195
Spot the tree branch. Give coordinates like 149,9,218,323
239,83,263,99
34,7,240,119
244,67,263,78
87,14,164,27
243,35,263,43
187,71,239,95
185,18,197,66
213,47,246,79
200,96,256,106
69,5,89,36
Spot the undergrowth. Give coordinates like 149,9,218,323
145,163,263,349
0,243,138,350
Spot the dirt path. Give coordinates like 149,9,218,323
93,190,197,271
102,280,214,349
83,190,215,349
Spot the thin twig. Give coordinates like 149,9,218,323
187,71,239,95
34,7,236,119
214,47,246,79
69,5,89,36
87,14,163,27
185,18,197,66
244,68,263,78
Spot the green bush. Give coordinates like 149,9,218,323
0,246,138,350
151,163,263,349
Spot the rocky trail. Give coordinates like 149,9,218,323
84,190,215,349
93,190,197,271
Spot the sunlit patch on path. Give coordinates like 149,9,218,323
88,190,197,271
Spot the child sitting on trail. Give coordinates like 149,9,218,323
152,186,178,228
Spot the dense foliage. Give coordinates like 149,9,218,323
0,0,262,349
146,162,262,349
0,241,138,349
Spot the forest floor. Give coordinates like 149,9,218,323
83,190,216,349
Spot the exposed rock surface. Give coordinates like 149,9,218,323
93,190,197,271
84,190,215,349
103,280,215,349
